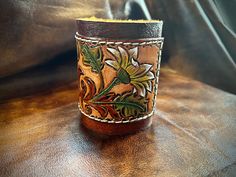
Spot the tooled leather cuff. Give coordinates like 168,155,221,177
75,18,164,134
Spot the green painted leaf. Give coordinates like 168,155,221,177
114,92,147,118
81,45,103,73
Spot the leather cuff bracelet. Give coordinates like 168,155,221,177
75,18,164,135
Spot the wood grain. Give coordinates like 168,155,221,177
0,67,236,177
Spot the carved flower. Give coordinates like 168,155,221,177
105,46,154,97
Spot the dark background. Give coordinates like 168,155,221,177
0,0,235,101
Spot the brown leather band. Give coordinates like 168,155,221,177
76,19,163,39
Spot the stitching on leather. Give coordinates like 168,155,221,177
75,34,164,46
78,103,154,124
75,34,164,124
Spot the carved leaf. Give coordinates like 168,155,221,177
114,92,148,118
81,45,103,73
90,93,120,119
80,76,97,101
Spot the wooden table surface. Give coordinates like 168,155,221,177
0,67,236,177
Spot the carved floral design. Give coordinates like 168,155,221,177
105,46,154,97
78,44,155,120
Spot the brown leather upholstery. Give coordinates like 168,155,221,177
0,0,110,78
0,67,235,176
0,0,235,176
0,0,235,97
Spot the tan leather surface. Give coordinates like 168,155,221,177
0,67,236,177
